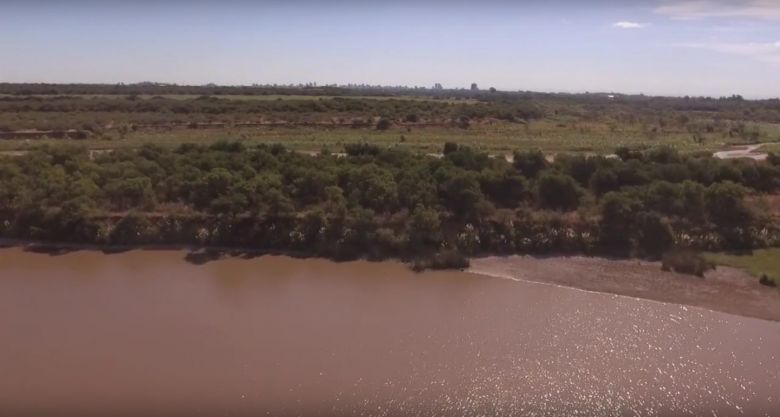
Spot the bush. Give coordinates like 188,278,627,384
438,170,485,217
110,212,155,245
407,205,442,249
412,248,470,271
479,168,529,208
589,167,620,196
513,150,547,178
344,142,382,156
661,250,713,277
598,192,638,251
403,114,419,123
635,212,675,257
536,172,581,211
705,181,755,248
443,142,458,155
376,118,392,130
759,274,777,287
615,146,643,161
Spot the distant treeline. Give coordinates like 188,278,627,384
0,142,777,268
0,83,371,97
2,83,779,134
1,82,777,103
0,95,542,126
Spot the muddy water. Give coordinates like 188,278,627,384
0,249,778,417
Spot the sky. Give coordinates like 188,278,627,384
0,0,779,98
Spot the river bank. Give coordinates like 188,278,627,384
0,238,311,262
4,237,779,322
469,255,780,322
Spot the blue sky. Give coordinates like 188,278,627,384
1,0,779,97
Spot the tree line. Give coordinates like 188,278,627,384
0,142,777,269
0,95,543,132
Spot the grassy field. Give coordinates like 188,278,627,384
2,87,779,155
762,142,780,153
704,249,780,285
0,123,729,154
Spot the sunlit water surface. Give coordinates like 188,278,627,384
0,248,777,417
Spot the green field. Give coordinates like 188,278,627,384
2,86,779,155
762,142,780,153
704,249,780,285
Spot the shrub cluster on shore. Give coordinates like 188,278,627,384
0,142,777,270
661,250,714,277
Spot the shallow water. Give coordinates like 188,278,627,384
0,248,778,417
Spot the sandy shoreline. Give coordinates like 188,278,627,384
469,255,780,322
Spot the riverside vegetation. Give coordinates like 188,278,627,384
1,141,778,282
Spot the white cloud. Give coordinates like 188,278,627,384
656,0,780,20
613,21,646,29
677,41,780,64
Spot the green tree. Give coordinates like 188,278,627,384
345,164,398,212
536,172,581,211
513,150,547,178
635,212,675,257
438,170,484,217
590,167,620,196
408,205,442,250
104,176,155,210
479,168,529,208
599,192,642,252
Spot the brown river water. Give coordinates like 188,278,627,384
0,248,778,417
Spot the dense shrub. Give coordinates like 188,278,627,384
376,118,392,130
661,250,714,277
412,248,470,271
759,274,777,287
513,150,547,178
536,172,581,211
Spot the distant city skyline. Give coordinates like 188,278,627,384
1,0,779,98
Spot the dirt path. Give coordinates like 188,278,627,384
713,143,768,160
